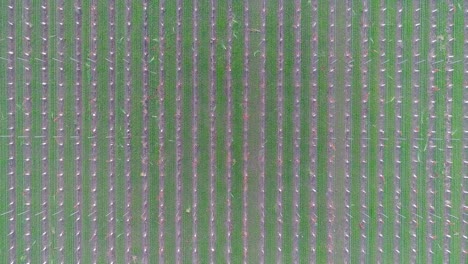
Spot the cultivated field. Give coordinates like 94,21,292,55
0,0,467,263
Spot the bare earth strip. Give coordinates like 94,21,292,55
410,2,420,262
225,1,233,262
175,0,183,262
191,0,200,262
343,0,352,262
107,0,117,262
157,0,167,262
360,1,369,263
209,1,217,262
443,3,454,261
462,4,468,262
7,1,17,262
327,1,336,261
427,1,437,261
123,1,132,263
22,0,32,262
377,1,387,261
89,1,99,262
242,0,250,262
292,0,301,263
394,1,403,260
309,0,318,262
56,1,66,262
40,0,50,262
259,0,266,262
73,0,83,262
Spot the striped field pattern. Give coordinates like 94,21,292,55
0,1,467,263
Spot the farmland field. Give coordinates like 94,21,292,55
0,0,467,263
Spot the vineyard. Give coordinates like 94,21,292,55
0,0,467,263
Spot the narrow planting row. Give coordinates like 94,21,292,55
141,0,150,262
242,0,250,262
89,1,99,262
191,0,200,262
462,4,468,262
56,1,66,262
22,0,33,262
327,1,336,261
443,3,454,261
377,1,387,261
123,1,133,262
258,0,267,262
360,1,370,262
157,0,167,262
209,1,217,262
410,1,421,262
394,1,404,260
427,0,438,261
343,0,352,262
292,1,302,263
74,0,84,262
40,0,50,262
225,1,233,262
175,0,184,262
308,0,318,262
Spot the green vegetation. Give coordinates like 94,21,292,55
0,1,465,263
